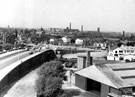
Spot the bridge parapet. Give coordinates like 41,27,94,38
0,49,56,92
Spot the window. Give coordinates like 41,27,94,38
133,87,135,92
119,57,123,60
119,50,123,53
131,50,134,53
119,54,123,55
115,51,117,53
122,76,135,79
114,54,118,56
127,50,130,53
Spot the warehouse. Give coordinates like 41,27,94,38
75,51,135,97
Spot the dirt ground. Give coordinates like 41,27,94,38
3,68,99,97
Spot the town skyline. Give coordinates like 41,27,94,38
0,0,135,32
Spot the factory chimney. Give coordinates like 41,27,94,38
123,31,125,40
97,27,100,32
69,22,71,30
81,25,83,32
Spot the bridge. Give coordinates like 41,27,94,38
0,48,56,92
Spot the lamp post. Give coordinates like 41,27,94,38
16,39,20,61
17,41,20,61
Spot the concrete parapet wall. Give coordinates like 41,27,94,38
0,49,56,92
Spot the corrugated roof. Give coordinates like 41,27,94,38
102,62,135,88
97,64,129,88
75,62,135,89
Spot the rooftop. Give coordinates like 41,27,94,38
102,62,135,87
75,62,135,89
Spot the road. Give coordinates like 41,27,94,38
0,50,26,61
0,49,37,71
48,44,102,51
0,44,48,71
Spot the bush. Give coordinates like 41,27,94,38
36,61,67,97
125,59,130,62
38,61,66,80
36,76,63,97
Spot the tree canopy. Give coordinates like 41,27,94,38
36,61,66,97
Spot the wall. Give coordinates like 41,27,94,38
100,84,109,97
110,87,121,95
107,55,115,60
77,56,86,70
0,49,56,92
75,74,87,90
101,85,121,97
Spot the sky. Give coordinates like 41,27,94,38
0,0,135,32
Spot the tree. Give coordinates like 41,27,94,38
37,76,63,97
6,34,16,44
36,61,67,97
39,61,66,77
117,42,123,47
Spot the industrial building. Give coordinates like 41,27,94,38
107,46,135,61
75,51,135,97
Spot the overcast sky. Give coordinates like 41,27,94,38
0,0,135,32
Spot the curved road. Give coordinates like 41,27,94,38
0,50,27,61
0,50,32,70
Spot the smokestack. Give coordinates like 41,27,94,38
69,22,71,30
86,51,93,67
97,27,100,32
81,25,83,32
123,31,125,37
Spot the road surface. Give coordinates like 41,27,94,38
0,50,26,61
0,50,32,70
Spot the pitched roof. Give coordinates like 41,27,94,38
75,62,135,89
75,65,118,88
120,46,135,50
110,46,118,50
97,64,128,88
